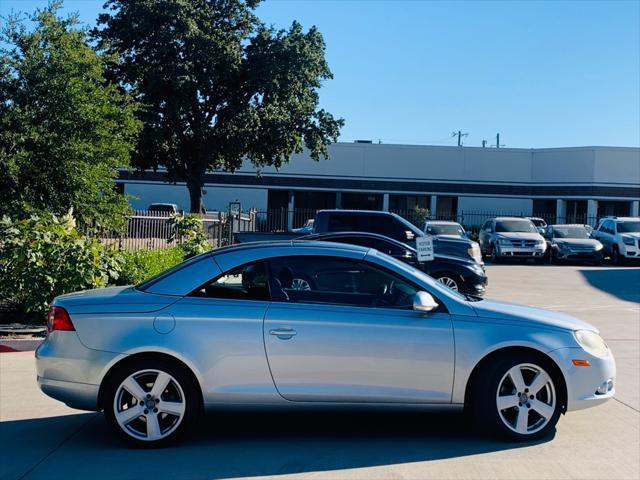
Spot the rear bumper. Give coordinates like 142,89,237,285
35,332,119,411
37,376,99,411
548,347,616,412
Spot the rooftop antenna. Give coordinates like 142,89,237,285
491,132,505,148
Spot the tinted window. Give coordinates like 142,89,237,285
495,220,537,233
327,236,407,256
552,226,590,239
617,221,640,233
268,256,419,309
426,224,465,236
190,261,270,300
433,239,468,258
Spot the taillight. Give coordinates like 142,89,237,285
47,306,75,332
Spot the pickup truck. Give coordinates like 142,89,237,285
235,209,482,264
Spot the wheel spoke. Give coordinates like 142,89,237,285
531,399,554,419
146,413,162,440
159,400,185,417
529,371,550,394
115,405,144,425
151,372,172,398
497,394,519,410
507,366,526,392
122,376,146,400
515,407,529,433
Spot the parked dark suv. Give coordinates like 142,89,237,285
301,231,488,295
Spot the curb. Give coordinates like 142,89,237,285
0,338,44,353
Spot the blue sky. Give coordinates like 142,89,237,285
2,0,639,148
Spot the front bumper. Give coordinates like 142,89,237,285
496,245,546,258
548,347,616,412
621,243,640,259
35,331,120,411
555,249,604,262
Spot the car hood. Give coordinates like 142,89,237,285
620,232,640,239
471,299,596,332
495,232,542,241
55,286,179,314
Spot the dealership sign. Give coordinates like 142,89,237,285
416,235,434,262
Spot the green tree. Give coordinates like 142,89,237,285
95,0,343,213
0,3,140,231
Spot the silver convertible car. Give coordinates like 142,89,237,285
36,241,615,446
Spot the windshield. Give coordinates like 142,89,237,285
529,219,546,227
426,224,465,236
553,226,590,239
617,221,640,233
495,220,537,233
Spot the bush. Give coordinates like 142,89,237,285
167,213,210,258
116,248,186,286
0,211,122,319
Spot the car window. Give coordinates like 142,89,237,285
189,261,270,301
495,220,537,233
426,224,464,236
552,226,590,239
329,236,407,256
267,256,419,309
617,221,640,233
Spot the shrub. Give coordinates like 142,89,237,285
167,213,210,258
0,211,122,318
116,248,186,286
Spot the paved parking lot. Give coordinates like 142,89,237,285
1,265,639,480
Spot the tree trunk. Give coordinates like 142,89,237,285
186,177,205,214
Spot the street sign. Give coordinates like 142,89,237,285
416,235,434,262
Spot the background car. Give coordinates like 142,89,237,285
544,224,603,264
37,241,615,447
479,217,547,263
527,217,548,235
591,217,640,264
291,219,314,234
301,231,488,295
424,220,467,238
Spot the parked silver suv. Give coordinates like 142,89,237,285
591,216,640,264
479,217,547,263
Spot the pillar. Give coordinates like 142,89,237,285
429,195,438,219
587,199,598,226
382,193,390,212
631,200,639,217
556,199,567,224
287,190,294,231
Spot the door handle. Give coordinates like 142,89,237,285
269,327,297,339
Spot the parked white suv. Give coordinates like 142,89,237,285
479,217,547,263
591,217,640,264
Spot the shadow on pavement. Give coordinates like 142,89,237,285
579,268,640,303
3,410,550,479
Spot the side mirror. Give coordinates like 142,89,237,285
413,291,439,313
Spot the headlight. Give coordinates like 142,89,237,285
622,236,635,246
469,263,485,275
536,239,545,246
574,330,609,358
497,239,511,246
594,242,603,251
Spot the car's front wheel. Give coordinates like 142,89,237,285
472,354,562,441
435,274,463,292
103,359,201,446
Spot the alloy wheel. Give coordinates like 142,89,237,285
437,276,459,291
495,363,556,435
291,278,311,291
113,369,186,442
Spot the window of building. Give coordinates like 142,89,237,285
436,196,458,220
566,200,588,224
341,192,383,210
598,200,631,218
389,195,430,213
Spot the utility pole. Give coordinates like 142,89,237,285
452,130,469,147
492,132,505,148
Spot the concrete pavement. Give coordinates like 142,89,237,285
1,265,639,480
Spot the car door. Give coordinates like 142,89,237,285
263,255,454,404
169,260,276,402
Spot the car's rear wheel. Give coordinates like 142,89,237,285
472,354,562,441
612,245,624,266
489,244,500,263
104,359,200,446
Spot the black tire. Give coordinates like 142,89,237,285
103,358,201,447
470,352,563,442
489,244,500,264
612,245,624,266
